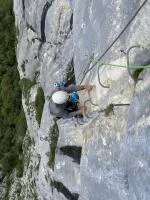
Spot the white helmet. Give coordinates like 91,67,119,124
52,91,69,104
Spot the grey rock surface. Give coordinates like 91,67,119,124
79,72,150,200
10,0,150,199
0,171,5,198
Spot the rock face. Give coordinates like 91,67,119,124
0,171,5,198
10,0,150,199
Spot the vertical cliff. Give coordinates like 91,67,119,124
1,0,150,199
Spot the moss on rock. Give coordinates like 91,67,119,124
20,78,36,105
48,120,59,169
35,87,45,126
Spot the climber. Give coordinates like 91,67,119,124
49,83,93,119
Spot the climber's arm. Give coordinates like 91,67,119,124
65,84,93,93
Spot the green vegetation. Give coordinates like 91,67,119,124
48,120,59,170
102,104,114,116
35,87,45,126
0,0,27,197
20,78,36,105
132,68,144,82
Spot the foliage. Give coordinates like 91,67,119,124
132,68,144,82
35,87,45,126
0,0,27,179
20,78,36,105
103,104,114,116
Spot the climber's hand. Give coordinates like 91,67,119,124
80,106,87,113
76,106,87,115
84,85,93,92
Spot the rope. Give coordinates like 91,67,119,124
67,0,148,124
77,54,94,85
79,0,148,85
99,63,150,69
78,0,149,119
98,64,110,88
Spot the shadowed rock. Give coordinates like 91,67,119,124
52,180,79,200
60,146,82,164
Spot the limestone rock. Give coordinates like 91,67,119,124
10,0,150,199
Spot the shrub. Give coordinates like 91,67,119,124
0,0,28,199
